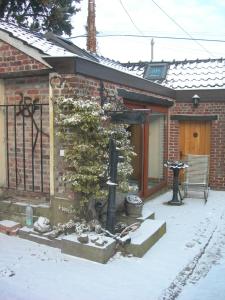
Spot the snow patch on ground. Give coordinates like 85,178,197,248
1,190,225,300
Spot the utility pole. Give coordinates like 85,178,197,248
87,0,97,53
151,38,154,61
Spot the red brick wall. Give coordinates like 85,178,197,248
0,37,49,197
169,102,225,190
0,40,50,195
4,77,50,195
51,74,102,196
51,73,170,101
0,40,47,73
51,73,173,196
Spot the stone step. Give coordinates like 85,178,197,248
124,219,166,257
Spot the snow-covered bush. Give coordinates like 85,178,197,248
55,95,135,218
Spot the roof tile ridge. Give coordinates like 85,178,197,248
168,68,225,77
169,75,225,85
174,81,225,89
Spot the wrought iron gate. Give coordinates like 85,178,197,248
0,102,49,194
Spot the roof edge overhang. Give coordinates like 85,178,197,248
117,89,174,107
45,56,175,98
73,57,175,98
0,30,52,69
176,89,225,102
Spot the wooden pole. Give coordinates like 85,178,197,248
87,0,97,53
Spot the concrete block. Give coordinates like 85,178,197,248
18,227,61,248
62,234,116,264
0,220,21,235
125,219,166,257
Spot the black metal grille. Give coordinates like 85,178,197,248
0,103,49,193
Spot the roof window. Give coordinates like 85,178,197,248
144,63,168,80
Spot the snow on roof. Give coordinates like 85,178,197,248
0,20,75,57
91,53,142,77
123,58,225,90
0,20,141,76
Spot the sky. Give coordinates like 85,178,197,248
70,0,225,62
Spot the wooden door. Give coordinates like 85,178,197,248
180,121,211,158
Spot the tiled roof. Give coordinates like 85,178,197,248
0,20,76,57
0,20,141,77
5,20,222,90
123,59,225,90
91,53,142,76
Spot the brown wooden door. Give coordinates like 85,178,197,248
179,121,211,159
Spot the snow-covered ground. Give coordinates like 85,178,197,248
1,190,225,300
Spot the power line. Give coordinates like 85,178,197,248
118,0,143,34
151,0,214,57
69,33,225,44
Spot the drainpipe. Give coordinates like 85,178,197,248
106,138,119,233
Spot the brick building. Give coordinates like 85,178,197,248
0,21,175,223
0,21,225,224
125,59,225,190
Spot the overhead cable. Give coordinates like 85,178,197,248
151,0,214,57
118,0,143,34
69,33,225,44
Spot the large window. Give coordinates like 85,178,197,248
126,103,168,198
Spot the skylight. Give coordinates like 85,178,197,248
144,63,168,80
